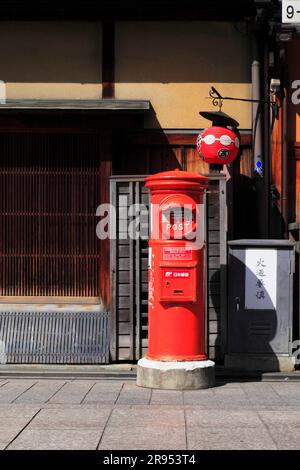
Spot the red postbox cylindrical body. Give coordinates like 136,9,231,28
145,169,209,361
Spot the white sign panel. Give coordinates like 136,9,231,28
282,0,300,23
245,249,277,310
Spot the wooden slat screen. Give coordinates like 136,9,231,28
206,179,225,362
0,133,101,297
110,178,149,361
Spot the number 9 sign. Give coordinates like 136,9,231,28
282,0,299,23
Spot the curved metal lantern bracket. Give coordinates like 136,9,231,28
209,87,224,111
208,86,278,109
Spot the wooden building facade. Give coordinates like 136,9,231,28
0,1,283,364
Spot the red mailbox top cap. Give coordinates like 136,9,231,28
145,169,208,190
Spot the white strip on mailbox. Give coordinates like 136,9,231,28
245,249,277,310
282,0,300,23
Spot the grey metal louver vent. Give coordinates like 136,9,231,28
0,311,109,364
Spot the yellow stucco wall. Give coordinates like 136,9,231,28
0,22,102,99
0,21,252,129
115,22,252,129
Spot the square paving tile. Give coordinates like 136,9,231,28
186,426,277,450
183,389,218,407
270,383,300,404
28,406,111,429
14,381,66,404
0,404,40,418
85,380,124,389
240,383,284,405
216,403,258,411
99,425,186,450
83,382,123,404
0,381,37,403
8,429,101,450
0,427,29,450
151,390,183,405
263,425,300,450
213,387,248,400
48,381,95,404
259,410,300,425
185,409,262,428
109,405,185,427
117,383,152,405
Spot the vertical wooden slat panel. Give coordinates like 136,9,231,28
0,132,102,297
109,180,117,361
135,181,141,361
129,182,135,361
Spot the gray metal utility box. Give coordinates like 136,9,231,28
225,240,295,372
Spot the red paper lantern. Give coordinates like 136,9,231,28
196,126,240,165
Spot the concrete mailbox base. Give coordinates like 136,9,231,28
137,357,215,390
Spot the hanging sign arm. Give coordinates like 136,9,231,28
209,86,276,108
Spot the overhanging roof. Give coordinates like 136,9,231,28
0,1,256,21
0,99,150,113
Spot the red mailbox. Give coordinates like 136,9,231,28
145,169,209,361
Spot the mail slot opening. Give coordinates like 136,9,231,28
173,289,184,295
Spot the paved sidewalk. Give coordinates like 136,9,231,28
0,378,300,450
